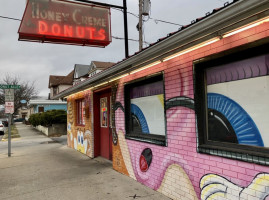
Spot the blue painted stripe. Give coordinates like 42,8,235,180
131,104,149,134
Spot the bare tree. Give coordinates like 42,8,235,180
0,74,37,114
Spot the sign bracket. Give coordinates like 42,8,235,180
71,0,129,57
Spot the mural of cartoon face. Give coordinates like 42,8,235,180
67,123,72,135
113,50,269,200
74,130,87,154
114,72,198,199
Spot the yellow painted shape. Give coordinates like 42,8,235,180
207,192,225,200
158,164,198,200
118,130,137,180
200,174,218,189
157,94,164,107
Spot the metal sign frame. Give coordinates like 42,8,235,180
18,0,112,47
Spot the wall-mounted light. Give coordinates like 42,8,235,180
223,17,269,38
130,61,162,74
93,81,109,88
163,37,220,62
64,86,93,99
109,73,129,82
82,87,93,92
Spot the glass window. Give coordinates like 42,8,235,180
76,99,85,126
53,87,57,96
194,44,269,162
124,74,166,146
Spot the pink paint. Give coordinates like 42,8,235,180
113,24,269,199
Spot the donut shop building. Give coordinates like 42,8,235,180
54,0,269,199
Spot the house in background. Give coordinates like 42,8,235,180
73,62,115,85
73,64,90,85
88,61,115,78
17,96,47,121
28,99,67,114
17,106,30,120
48,70,74,100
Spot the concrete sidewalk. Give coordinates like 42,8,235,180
0,123,170,200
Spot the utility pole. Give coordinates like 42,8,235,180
139,0,143,51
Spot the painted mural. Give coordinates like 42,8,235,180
200,173,269,200
111,84,129,175
112,52,269,199
67,91,94,158
206,54,269,147
130,80,165,135
63,21,269,200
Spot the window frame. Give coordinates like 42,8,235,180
76,98,85,126
194,41,269,163
124,73,167,146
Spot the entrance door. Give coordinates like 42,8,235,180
95,90,112,160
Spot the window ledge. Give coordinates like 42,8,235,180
198,144,269,166
125,135,166,146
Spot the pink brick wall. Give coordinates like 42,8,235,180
114,22,269,200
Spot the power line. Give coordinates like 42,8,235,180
111,8,183,27
112,36,150,45
0,15,21,21
0,15,150,44
1,8,183,27
150,18,182,26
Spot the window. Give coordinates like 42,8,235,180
124,74,166,146
76,99,85,126
194,43,269,163
53,87,57,96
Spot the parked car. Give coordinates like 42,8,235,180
1,120,8,127
0,121,6,135
14,118,24,122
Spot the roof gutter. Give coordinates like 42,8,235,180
53,0,269,99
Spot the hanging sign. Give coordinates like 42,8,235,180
18,0,112,47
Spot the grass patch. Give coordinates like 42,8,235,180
3,125,20,140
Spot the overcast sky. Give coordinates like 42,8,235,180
0,0,230,97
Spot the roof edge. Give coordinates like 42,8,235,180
52,0,269,99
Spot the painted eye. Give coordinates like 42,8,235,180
208,109,238,143
81,134,84,145
207,93,264,146
131,104,149,134
77,133,81,144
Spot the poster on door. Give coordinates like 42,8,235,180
100,97,108,127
